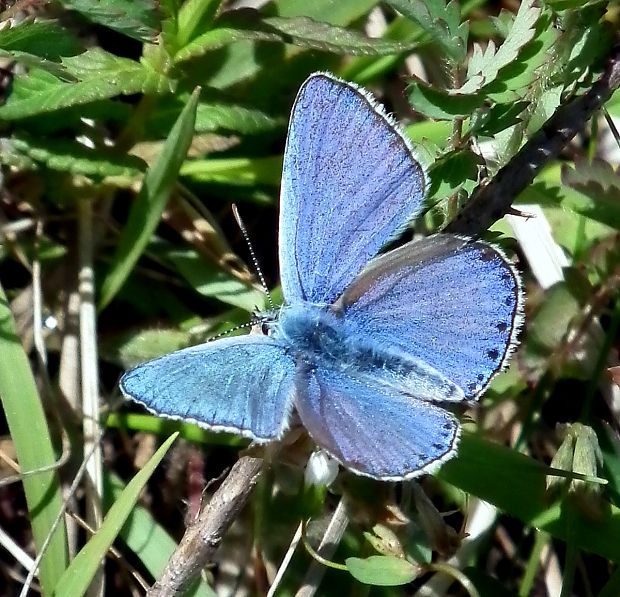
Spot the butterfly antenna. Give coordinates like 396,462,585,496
208,320,256,342
232,203,275,311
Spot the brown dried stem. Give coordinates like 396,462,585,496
147,455,264,597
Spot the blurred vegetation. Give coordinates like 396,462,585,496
0,0,619,595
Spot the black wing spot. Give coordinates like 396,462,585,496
497,321,508,333
487,348,499,360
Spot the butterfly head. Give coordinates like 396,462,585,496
250,309,281,337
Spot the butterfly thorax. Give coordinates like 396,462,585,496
276,302,463,402
276,303,347,363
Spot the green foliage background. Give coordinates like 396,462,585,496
0,0,619,595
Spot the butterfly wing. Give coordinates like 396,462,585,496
295,366,459,480
120,335,296,441
336,234,522,401
279,72,427,305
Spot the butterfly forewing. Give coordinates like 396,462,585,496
279,73,427,305
120,336,296,441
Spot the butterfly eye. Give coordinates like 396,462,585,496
256,314,278,336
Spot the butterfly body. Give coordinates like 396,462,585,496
275,300,463,402
120,72,522,480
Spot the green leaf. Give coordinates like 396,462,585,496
177,0,223,46
151,100,284,135
174,9,416,63
541,161,620,232
558,19,611,88
180,156,282,186
0,48,166,120
462,0,540,93
8,135,146,178
274,0,379,26
407,81,484,120
341,15,423,83
523,280,600,378
386,0,468,62
572,425,603,484
61,0,161,42
526,85,562,135
546,0,606,11
160,247,268,311
0,49,76,80
61,48,153,83
196,103,284,133
468,101,529,138
0,20,82,58
485,13,556,101
427,149,482,201
363,525,405,558
408,8,553,120
346,555,418,586
405,119,453,148
199,39,262,89
99,88,199,309
562,159,620,218
439,434,620,563
106,413,246,447
53,433,178,597
518,178,614,255
106,328,192,368
0,284,68,595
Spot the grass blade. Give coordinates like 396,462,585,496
99,87,200,309
0,284,68,594
53,433,178,596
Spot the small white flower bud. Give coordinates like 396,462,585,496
304,450,339,487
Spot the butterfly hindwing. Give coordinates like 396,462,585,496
120,335,296,441
337,234,522,400
294,365,460,480
279,73,427,305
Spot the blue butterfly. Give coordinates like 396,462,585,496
120,73,522,480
